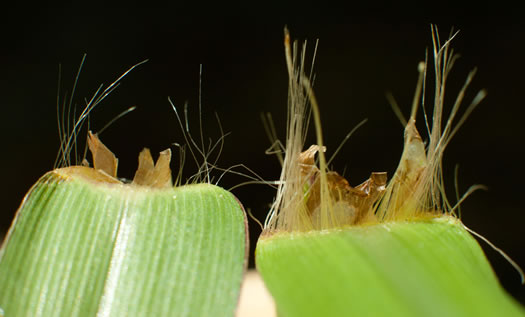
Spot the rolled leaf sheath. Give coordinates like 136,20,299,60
256,218,525,317
0,167,247,317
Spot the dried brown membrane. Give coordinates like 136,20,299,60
263,27,491,235
299,145,387,227
68,131,173,188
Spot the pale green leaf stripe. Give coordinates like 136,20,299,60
0,171,246,317
256,218,525,317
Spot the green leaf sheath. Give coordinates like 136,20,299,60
0,171,246,317
256,218,525,317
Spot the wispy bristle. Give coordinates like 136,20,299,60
264,26,483,233
264,28,316,231
54,58,148,169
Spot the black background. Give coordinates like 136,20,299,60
1,3,524,304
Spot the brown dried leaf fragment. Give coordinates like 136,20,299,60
133,148,155,184
298,145,387,227
87,131,118,178
375,118,428,221
298,145,325,185
86,132,172,189
151,149,173,188
132,148,173,188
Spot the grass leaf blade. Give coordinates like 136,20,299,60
0,168,247,316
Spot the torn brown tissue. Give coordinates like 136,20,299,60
132,148,155,184
150,149,173,188
87,131,118,178
298,145,325,177
386,119,427,200
400,119,427,175
298,145,387,226
374,118,427,217
132,148,173,188
87,131,173,189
